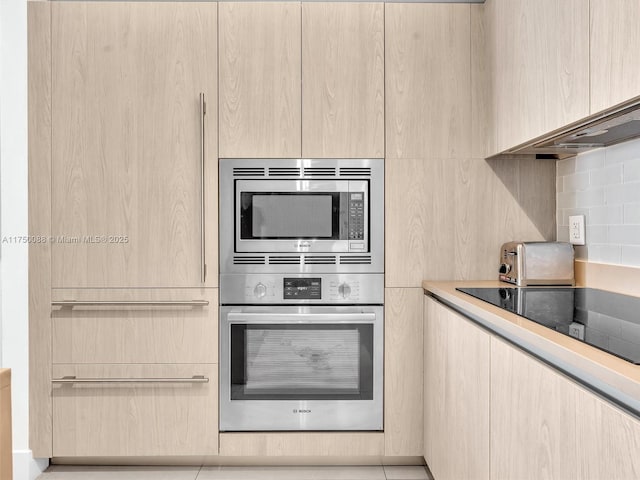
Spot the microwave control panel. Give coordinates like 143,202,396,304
348,192,365,241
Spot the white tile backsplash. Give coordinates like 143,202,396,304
623,203,640,224
604,182,640,205
575,148,605,172
623,158,640,183
589,205,623,225
576,188,605,207
564,171,590,191
609,225,640,245
556,191,577,210
585,225,608,243
557,225,569,242
557,138,640,267
587,244,622,264
622,245,640,267
559,207,589,227
556,157,576,176
589,164,623,187
606,140,640,164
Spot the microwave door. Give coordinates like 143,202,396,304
234,180,362,253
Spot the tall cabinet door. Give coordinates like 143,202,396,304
51,2,218,288
590,0,640,113
489,0,589,153
219,2,301,158
302,2,384,158
490,337,578,480
424,296,490,480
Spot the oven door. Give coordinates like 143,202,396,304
234,179,368,253
219,306,383,431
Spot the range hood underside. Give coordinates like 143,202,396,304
500,96,640,160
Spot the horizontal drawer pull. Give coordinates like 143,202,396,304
52,300,209,308
52,375,209,384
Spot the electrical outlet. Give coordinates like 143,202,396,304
569,322,585,341
569,214,586,245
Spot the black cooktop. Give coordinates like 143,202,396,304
456,287,640,365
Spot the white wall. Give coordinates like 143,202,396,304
0,0,48,477
557,138,640,266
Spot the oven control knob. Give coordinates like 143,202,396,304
499,263,511,275
253,283,267,299
338,283,352,299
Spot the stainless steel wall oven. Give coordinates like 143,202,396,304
219,159,384,432
219,301,383,431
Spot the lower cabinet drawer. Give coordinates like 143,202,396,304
52,364,218,457
52,288,217,364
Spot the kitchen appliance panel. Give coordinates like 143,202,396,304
219,158,383,274
219,305,384,431
220,273,384,305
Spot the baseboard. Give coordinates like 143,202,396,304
51,455,425,467
13,450,48,480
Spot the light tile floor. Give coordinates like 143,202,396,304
37,465,432,480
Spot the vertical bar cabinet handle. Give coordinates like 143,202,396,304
199,92,206,283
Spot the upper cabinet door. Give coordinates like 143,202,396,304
490,0,589,153
302,3,384,158
386,3,471,160
51,2,217,288
590,0,640,113
219,2,301,158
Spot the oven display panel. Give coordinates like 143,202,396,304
283,278,321,300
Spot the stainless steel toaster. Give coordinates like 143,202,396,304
499,241,575,286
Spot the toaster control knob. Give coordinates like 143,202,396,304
253,283,267,298
338,283,352,299
499,263,511,275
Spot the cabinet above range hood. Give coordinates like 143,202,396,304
502,96,640,160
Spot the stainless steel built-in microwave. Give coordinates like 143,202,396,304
219,159,384,273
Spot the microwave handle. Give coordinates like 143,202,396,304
226,312,376,324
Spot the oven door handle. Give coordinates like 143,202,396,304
225,312,377,324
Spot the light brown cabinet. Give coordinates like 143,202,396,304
490,337,577,480
219,2,384,159
302,2,384,158
425,296,640,480
423,296,490,480
384,3,471,288
219,2,301,158
219,433,384,457
30,2,220,458
486,0,589,154
0,370,11,480
384,288,424,456
51,2,218,288
52,364,217,457
491,337,640,480
590,0,640,113
576,384,640,479
385,3,471,160
52,289,217,365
